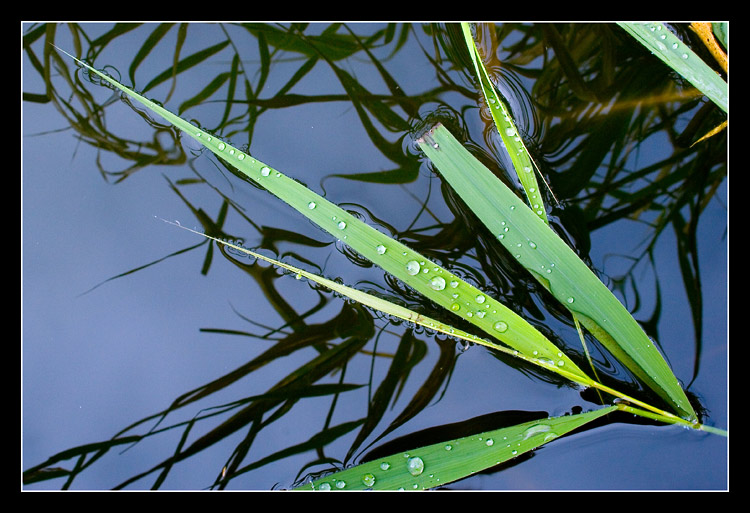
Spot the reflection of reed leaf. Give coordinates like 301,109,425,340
114,334,371,489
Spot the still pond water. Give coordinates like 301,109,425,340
22,22,727,490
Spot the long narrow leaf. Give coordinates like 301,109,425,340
416,123,696,421
618,22,727,113
296,405,618,490
56,46,590,382
460,23,550,224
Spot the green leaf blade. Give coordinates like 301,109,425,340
460,23,550,224
58,47,589,383
418,123,696,421
297,406,618,490
618,22,727,113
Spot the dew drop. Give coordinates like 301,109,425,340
429,276,446,291
522,424,551,440
485,438,494,446
475,294,486,304
528,241,537,249
318,482,331,491
337,221,346,230
406,456,424,476
376,244,386,255
361,473,376,487
450,302,461,311
445,444,452,451
505,127,516,137
380,462,390,471
406,260,421,275
449,280,458,288
493,321,508,333
566,297,575,304
217,142,226,151
237,153,245,161
335,480,346,489
260,166,271,176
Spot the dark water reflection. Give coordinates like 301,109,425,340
22,22,727,490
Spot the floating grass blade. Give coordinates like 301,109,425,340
460,23,551,224
296,406,618,490
156,225,716,425
417,124,697,421
167,221,677,400
163,220,513,355
56,46,589,381
618,22,727,114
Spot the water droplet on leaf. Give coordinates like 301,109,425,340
429,276,446,290
406,456,424,476
493,321,508,332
